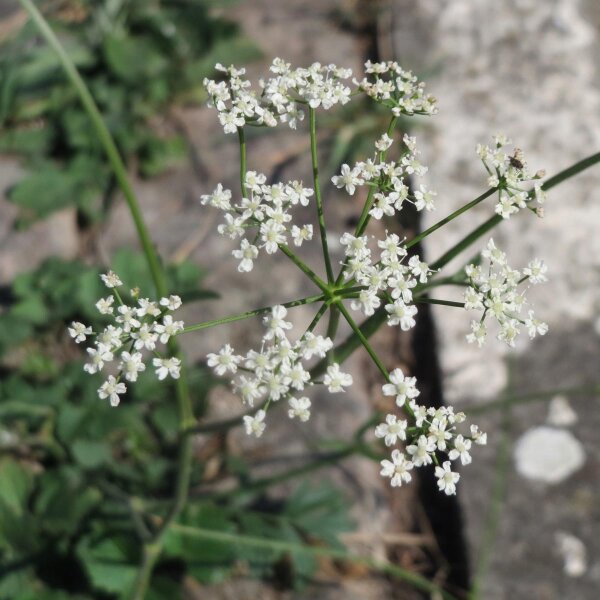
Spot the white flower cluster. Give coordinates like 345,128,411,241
377,368,487,495
477,134,547,219
331,133,435,210
68,271,184,406
339,230,431,329
355,60,438,116
206,305,352,436
204,59,352,134
464,239,548,347
201,172,315,272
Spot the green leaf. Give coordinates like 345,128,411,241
77,534,139,595
163,503,236,584
34,467,101,535
103,34,168,84
139,135,187,178
71,439,112,469
0,459,32,515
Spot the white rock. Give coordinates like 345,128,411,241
546,395,578,427
514,426,585,484
555,531,587,577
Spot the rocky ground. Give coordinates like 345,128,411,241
389,0,600,597
1,0,600,598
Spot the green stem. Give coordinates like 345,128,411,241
353,116,398,238
237,127,248,198
180,293,325,334
278,244,330,294
406,188,496,251
431,150,600,270
335,116,398,286
336,302,389,381
168,523,457,600
309,108,335,283
462,383,600,415
413,298,465,308
19,0,167,297
306,301,330,333
17,4,197,597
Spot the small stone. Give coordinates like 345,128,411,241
546,395,578,427
514,426,585,484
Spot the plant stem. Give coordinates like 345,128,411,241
309,108,335,283
335,116,398,286
167,523,458,600
353,116,398,238
278,244,331,293
336,302,389,381
430,150,600,270
406,188,496,251
237,127,248,198
180,293,326,334
413,298,465,308
18,4,198,596
19,0,167,297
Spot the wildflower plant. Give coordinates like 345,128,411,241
71,57,556,501
25,0,600,591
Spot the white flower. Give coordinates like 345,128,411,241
406,434,436,467
260,220,286,254
243,409,266,437
380,449,413,487
134,299,159,318
236,376,265,406
218,212,247,238
154,315,185,344
207,344,241,376
69,322,93,343
428,417,452,451
466,320,487,347
291,224,313,246
98,375,126,407
84,346,113,374
300,333,333,359
160,295,182,311
369,193,396,220
153,357,182,380
351,289,381,316
382,368,419,406
408,256,430,283
100,270,122,288
116,305,141,332
385,300,417,330
282,363,310,390
131,324,158,351
96,325,123,349
524,310,548,338
323,363,353,393
435,461,460,495
470,425,488,445
524,258,548,284
95,296,114,315
331,164,364,195
449,435,472,465
413,185,437,211
375,133,393,152
200,183,232,210
119,351,146,382
375,414,407,446
263,305,293,340
288,396,311,421
232,239,259,273
481,239,507,266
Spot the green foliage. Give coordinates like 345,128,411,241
0,0,261,224
0,253,354,596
